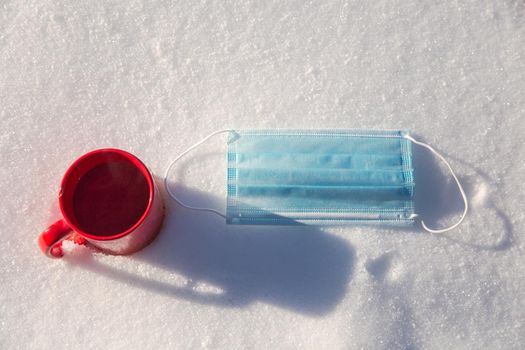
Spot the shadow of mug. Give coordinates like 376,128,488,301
66,182,356,316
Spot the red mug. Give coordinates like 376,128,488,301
39,149,164,258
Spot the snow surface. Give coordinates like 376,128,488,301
1,1,525,349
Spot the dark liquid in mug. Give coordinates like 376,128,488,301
73,161,150,236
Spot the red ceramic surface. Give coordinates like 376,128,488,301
38,149,164,258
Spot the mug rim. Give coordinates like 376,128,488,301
58,148,155,241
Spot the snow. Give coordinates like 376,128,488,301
1,0,524,349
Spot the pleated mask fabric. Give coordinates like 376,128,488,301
225,130,415,225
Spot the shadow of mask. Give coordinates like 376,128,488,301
427,154,513,251
411,134,513,250
66,182,356,316
412,136,465,230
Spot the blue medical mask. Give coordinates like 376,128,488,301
165,129,467,233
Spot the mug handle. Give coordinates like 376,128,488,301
38,219,79,258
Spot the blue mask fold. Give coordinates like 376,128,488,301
226,129,415,225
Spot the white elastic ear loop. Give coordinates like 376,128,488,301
164,129,233,219
404,134,469,233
